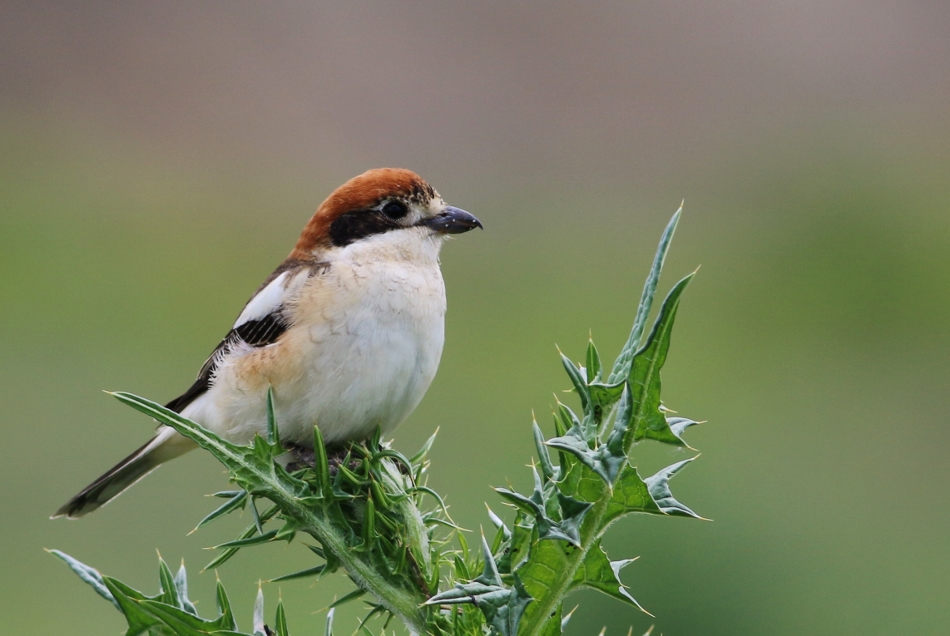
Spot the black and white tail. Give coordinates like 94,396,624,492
52,427,194,519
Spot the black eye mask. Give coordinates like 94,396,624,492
328,209,403,247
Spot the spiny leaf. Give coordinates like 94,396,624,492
312,424,331,497
587,380,626,413
212,530,279,549
555,493,593,546
586,339,602,383
625,273,694,446
513,540,577,633
604,383,634,461
603,465,661,524
274,520,297,543
306,544,340,577
274,598,289,636
428,577,532,636
253,586,266,636
99,576,163,634
266,386,279,447
496,467,586,547
268,564,326,583
425,581,508,606
158,554,180,607
212,490,244,498
505,513,535,576
410,427,439,464
96,571,248,636
216,574,238,630
476,532,503,587
546,430,624,486
571,541,648,615
610,206,681,384
560,351,590,411
134,598,231,634
48,550,120,611
250,496,264,534
557,460,607,504
359,494,376,551
486,504,509,530
174,562,199,616
482,573,533,636
561,605,577,633
533,419,557,482
537,602,563,636
324,608,336,636
668,416,701,439
644,457,703,518
555,401,583,441
194,490,248,531
329,588,367,608
548,383,632,487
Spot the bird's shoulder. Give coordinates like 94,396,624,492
165,257,329,414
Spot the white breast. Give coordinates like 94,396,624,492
289,251,446,443
186,230,447,446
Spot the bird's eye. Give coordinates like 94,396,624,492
381,200,408,220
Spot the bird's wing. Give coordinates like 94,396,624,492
164,260,325,414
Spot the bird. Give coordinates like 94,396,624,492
53,168,481,519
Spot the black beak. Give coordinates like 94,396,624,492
424,206,483,234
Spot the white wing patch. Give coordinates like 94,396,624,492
233,268,311,329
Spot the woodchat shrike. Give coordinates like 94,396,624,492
54,168,481,519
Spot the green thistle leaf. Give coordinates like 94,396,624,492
174,562,199,616
204,504,279,571
275,598,289,636
668,416,701,439
560,352,590,412
329,588,367,608
586,380,625,413
158,555,180,607
586,339,602,384
571,542,647,614
609,205,681,384
253,586,266,636
48,550,120,611
266,386,279,447
644,458,703,518
532,419,557,483
603,459,701,523
212,530,279,549
604,465,661,524
268,564,327,583
625,273,694,446
537,602,563,636
215,574,237,631
513,540,575,634
496,466,587,547
194,490,248,531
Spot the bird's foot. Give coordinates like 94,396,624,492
284,443,359,475
284,444,315,471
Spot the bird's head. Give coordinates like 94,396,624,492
290,168,481,259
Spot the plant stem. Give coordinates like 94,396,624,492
519,497,611,636
254,471,429,632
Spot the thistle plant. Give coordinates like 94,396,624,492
54,208,704,635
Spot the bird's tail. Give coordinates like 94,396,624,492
52,427,195,519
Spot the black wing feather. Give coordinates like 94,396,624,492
164,312,290,413
163,260,328,415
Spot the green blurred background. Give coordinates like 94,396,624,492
2,3,949,634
